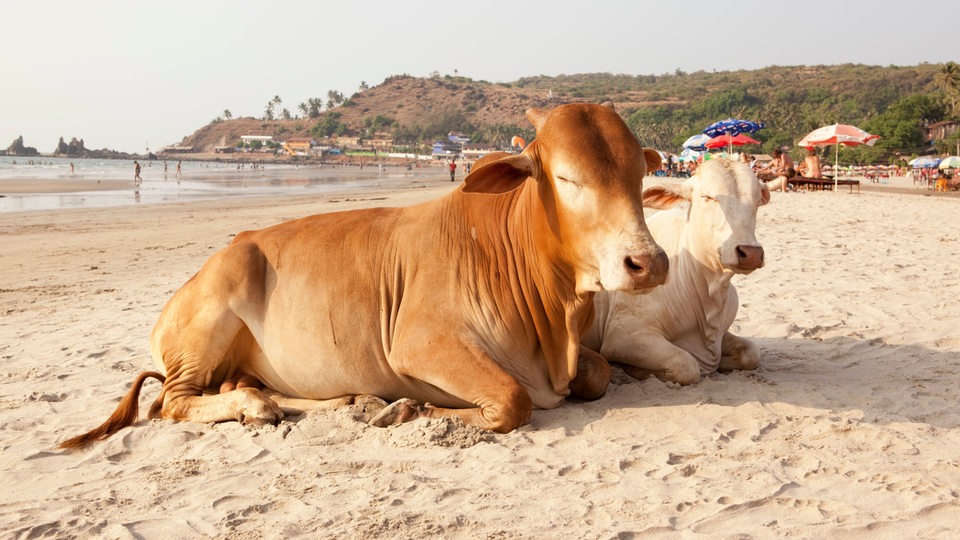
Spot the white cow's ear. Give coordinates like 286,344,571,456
642,183,690,209
759,182,771,206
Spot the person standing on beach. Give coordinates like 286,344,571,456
69,162,75,176
163,161,168,179
449,159,457,182
133,160,142,186
176,160,182,181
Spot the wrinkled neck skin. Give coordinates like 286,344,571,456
654,208,734,361
453,177,594,398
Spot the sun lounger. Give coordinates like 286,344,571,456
792,176,860,194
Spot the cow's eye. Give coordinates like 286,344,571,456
557,176,582,189
701,194,716,202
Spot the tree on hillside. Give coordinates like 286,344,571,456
423,107,474,142
626,105,690,150
326,90,345,110
390,123,428,151
223,109,233,120
298,98,324,119
849,94,946,162
264,95,283,121
362,114,395,138
936,62,960,117
359,81,369,92
310,112,348,138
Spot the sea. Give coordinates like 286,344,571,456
0,156,441,213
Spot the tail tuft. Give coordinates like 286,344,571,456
58,371,166,450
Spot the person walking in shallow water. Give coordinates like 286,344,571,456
176,160,182,181
133,160,142,186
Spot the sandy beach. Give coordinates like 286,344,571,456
2,173,959,538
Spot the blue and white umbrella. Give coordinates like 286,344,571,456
679,147,702,162
682,133,711,151
910,156,941,168
939,156,960,169
702,118,764,154
703,118,765,138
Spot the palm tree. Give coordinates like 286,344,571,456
223,109,233,120
326,90,345,110
936,62,960,117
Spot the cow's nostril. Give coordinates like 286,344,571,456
625,255,644,272
736,245,764,269
625,250,668,286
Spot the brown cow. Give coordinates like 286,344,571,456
60,103,668,449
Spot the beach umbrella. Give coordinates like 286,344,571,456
704,133,760,150
679,148,702,162
703,118,765,138
702,119,764,153
937,156,960,169
910,156,941,168
797,123,879,191
682,133,711,151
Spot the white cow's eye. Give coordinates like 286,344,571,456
701,194,716,202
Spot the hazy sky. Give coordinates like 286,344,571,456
4,0,958,154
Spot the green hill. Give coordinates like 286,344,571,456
179,63,960,164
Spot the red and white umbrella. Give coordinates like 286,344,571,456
797,124,879,191
798,123,879,148
705,133,760,151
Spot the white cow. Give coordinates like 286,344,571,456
583,159,769,385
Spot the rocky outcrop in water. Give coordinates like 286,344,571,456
54,137,86,156
5,136,40,157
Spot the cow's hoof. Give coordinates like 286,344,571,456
352,395,389,422
369,398,421,427
236,395,284,426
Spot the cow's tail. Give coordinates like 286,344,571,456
58,371,166,450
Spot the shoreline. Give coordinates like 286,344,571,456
2,171,958,211
0,162,453,213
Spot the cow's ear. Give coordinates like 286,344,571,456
642,182,691,209
759,181,771,206
463,152,533,194
642,148,662,174
526,108,548,131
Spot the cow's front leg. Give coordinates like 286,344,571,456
387,341,533,433
718,331,760,372
602,333,701,385
568,345,611,400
